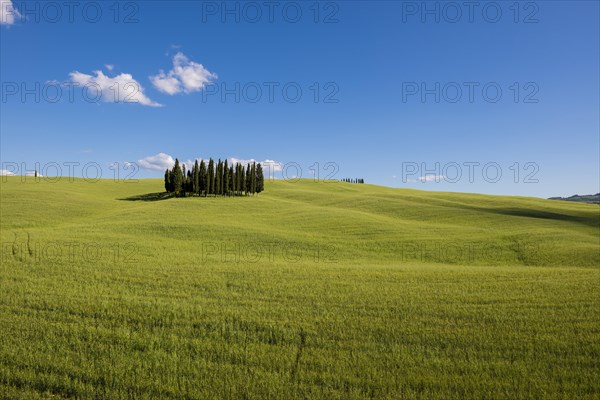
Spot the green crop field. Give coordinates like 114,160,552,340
0,177,598,399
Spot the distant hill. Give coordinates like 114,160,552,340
548,193,600,204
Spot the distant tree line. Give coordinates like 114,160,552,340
164,158,264,197
341,178,365,184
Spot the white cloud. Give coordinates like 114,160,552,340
150,52,217,95
181,160,197,171
229,158,258,168
408,175,446,183
229,158,283,177
137,153,175,171
262,160,283,171
0,0,20,26
105,64,115,71
0,170,42,177
138,153,281,175
140,156,204,172
69,69,162,107
150,73,181,95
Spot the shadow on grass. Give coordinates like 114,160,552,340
475,207,600,228
119,192,175,202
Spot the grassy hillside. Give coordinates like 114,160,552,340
1,177,598,399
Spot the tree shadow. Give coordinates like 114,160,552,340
119,192,175,202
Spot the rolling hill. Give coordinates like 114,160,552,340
1,177,598,399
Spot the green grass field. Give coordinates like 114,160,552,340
1,177,598,399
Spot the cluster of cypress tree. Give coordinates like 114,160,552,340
341,178,365,184
164,158,264,197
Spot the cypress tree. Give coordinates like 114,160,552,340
193,160,199,195
245,164,252,195
222,161,226,195
172,159,183,196
233,163,238,195
221,160,229,196
236,163,242,195
164,169,171,192
219,160,223,196
251,162,256,195
215,160,219,196
232,164,237,195
239,163,244,195
223,160,229,197
183,164,189,195
228,165,234,195
221,162,226,195
214,159,218,196
219,160,224,196
256,163,264,194
207,159,214,196
212,160,217,196
241,164,246,195
199,160,206,195
239,165,244,195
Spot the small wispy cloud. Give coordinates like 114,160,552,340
0,0,20,26
0,169,42,177
150,52,217,95
407,175,446,183
25,171,42,177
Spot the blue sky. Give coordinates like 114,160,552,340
1,0,598,198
